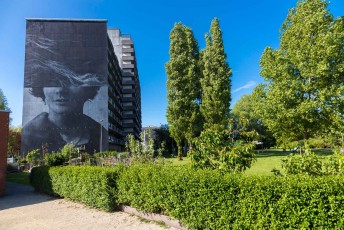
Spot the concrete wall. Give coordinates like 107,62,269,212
0,111,10,196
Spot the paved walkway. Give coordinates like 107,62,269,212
0,182,175,230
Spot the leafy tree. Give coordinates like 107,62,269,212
259,0,343,144
232,94,275,148
8,126,22,156
154,124,176,156
201,18,232,132
26,149,41,169
165,23,202,160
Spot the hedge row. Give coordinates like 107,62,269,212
31,164,344,229
30,166,123,211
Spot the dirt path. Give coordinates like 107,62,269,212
0,182,177,230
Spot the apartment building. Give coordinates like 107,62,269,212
22,19,141,154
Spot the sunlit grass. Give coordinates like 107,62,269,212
166,148,335,176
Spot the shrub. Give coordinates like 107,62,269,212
189,130,255,173
282,152,322,176
117,164,344,229
60,144,79,161
323,149,344,175
44,152,67,166
30,166,124,211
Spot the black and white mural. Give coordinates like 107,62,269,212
22,20,108,155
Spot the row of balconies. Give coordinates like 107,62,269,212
108,110,122,126
108,122,123,136
108,135,125,145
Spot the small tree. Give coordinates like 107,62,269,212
26,149,41,169
190,129,255,173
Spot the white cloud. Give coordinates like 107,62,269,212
232,81,256,93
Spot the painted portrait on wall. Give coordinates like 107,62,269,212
22,20,108,155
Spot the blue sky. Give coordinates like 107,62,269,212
0,0,343,127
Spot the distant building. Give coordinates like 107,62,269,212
22,19,141,155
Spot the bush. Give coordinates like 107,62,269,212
190,130,255,173
323,149,344,175
31,163,344,229
30,166,124,211
117,164,344,229
44,152,67,166
282,152,322,176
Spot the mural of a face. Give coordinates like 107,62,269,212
43,87,88,114
22,20,109,155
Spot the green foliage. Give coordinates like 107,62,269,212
165,22,202,159
26,149,41,167
258,0,344,142
60,143,79,161
232,94,276,148
201,18,232,132
94,151,118,158
154,124,176,156
30,166,124,211
125,131,158,164
117,164,344,229
0,88,10,111
44,152,66,166
282,152,323,176
323,150,344,175
190,129,255,173
7,126,21,156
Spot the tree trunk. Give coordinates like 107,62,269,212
177,144,183,161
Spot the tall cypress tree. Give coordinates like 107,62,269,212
201,18,232,132
165,23,202,159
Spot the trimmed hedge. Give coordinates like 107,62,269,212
30,166,123,211
31,164,344,229
117,164,344,229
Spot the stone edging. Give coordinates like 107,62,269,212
117,205,186,229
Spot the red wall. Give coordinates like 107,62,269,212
0,111,10,196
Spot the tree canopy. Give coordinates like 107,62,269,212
258,0,343,143
201,18,232,132
165,22,202,159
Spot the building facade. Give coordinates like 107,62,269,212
22,19,141,155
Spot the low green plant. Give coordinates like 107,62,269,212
94,151,118,158
282,152,322,176
60,144,79,161
44,152,66,166
189,129,255,173
323,149,344,175
125,130,157,164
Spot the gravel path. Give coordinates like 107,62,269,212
0,182,176,230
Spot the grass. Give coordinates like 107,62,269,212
167,148,336,176
6,172,31,186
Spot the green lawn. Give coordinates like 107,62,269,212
167,148,335,176
6,172,31,186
